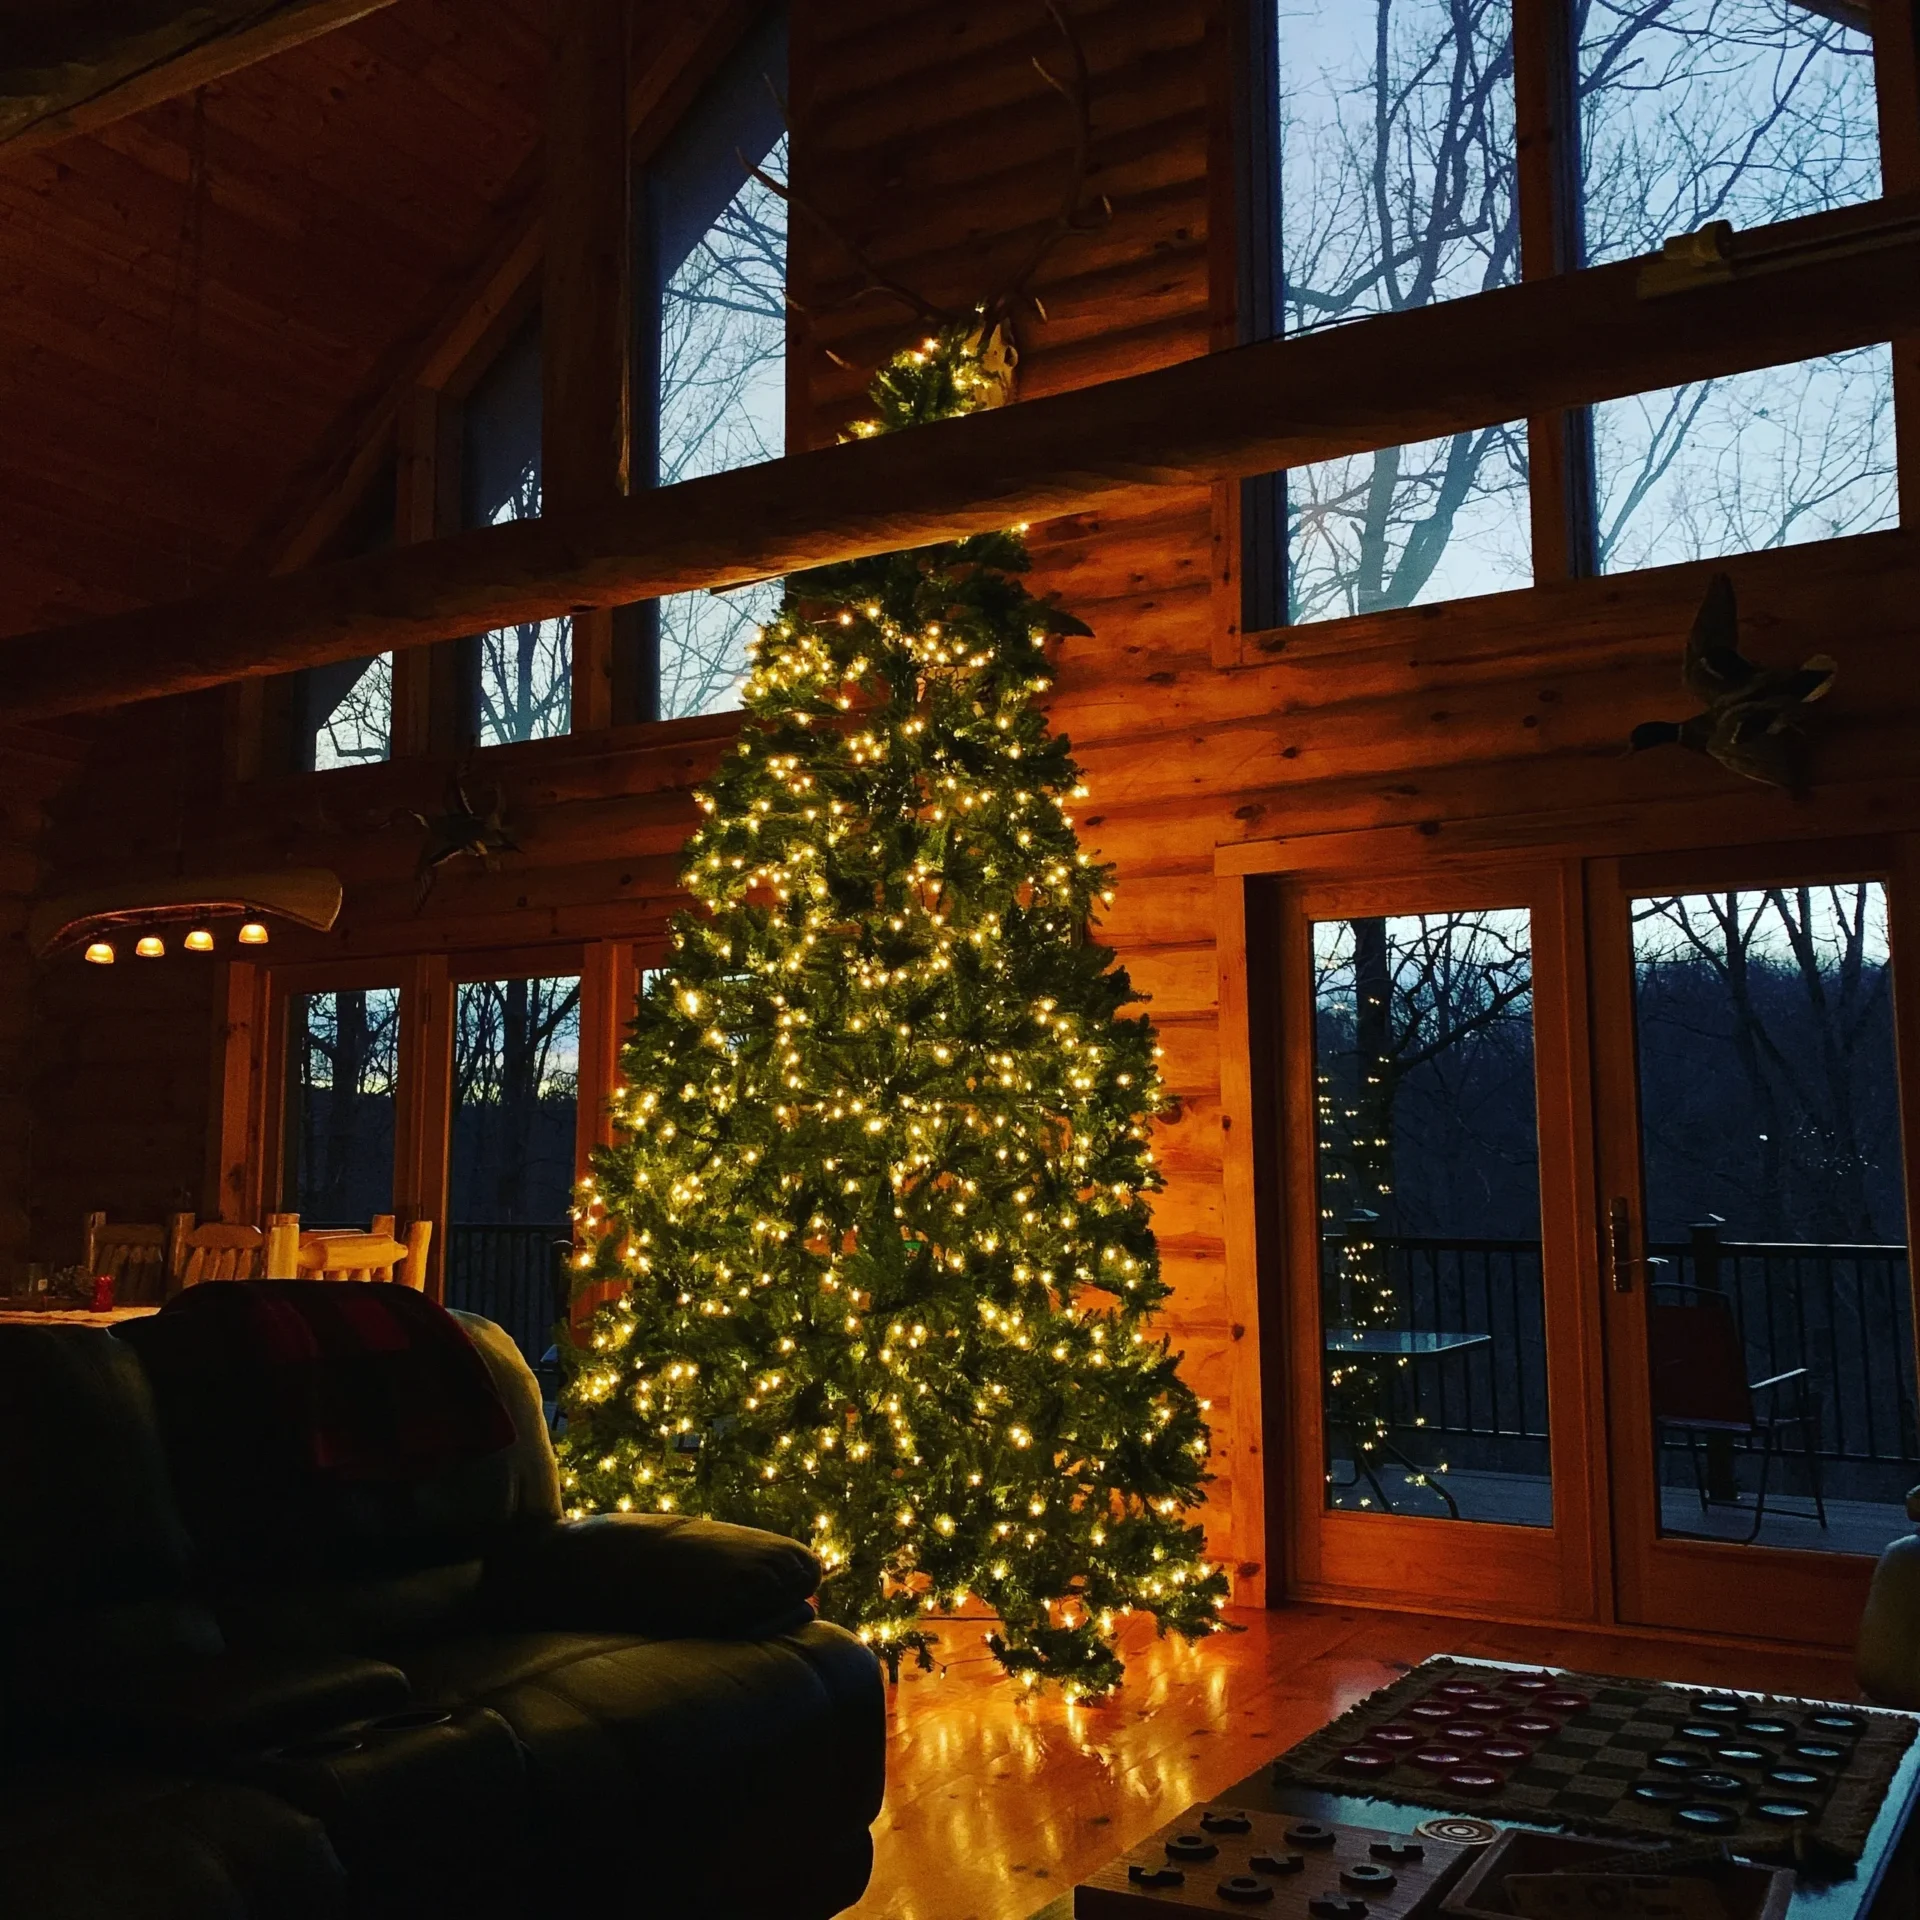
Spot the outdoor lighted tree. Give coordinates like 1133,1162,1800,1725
559,329,1227,1696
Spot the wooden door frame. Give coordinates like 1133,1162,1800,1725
1220,847,1609,1626
1590,832,1920,1649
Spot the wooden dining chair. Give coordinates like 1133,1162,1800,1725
172,1220,269,1288
82,1211,181,1306
280,1214,434,1289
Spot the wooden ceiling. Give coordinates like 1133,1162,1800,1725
0,0,559,641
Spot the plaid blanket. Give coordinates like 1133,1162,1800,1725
156,1281,515,1482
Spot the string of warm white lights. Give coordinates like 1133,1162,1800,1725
558,323,1228,1696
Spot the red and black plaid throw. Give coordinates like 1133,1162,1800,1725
157,1281,516,1482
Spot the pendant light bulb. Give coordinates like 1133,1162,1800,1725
135,935,165,959
237,922,270,946
184,928,215,953
84,941,115,966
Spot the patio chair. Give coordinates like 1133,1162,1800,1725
1647,1280,1828,1542
81,1210,183,1306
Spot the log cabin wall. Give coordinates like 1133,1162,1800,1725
13,0,1920,1605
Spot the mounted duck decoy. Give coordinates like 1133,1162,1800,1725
408,770,519,909
1627,572,1836,790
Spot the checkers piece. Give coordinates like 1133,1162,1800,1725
1676,1804,1740,1833
1505,1715,1558,1738
1632,1783,1687,1806
1696,1697,1745,1718
1812,1713,1865,1737
1757,1799,1817,1824
1440,1722,1488,1744
1793,1742,1847,1765
1436,1680,1489,1699
1538,1690,1591,1713
1336,1749,1393,1777
1714,1746,1769,1769
1766,1767,1825,1791
1442,1768,1504,1796
1503,1674,1555,1694
1741,1718,1795,1740
1217,1876,1272,1905
1076,1811,1470,1919
1367,1725,1421,1749
1406,1701,1454,1722
1410,1747,1469,1772
1249,1852,1303,1876
1461,1698,1509,1718
1477,1741,1531,1766
1201,1810,1253,1835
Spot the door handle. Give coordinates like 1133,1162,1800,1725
1605,1197,1668,1293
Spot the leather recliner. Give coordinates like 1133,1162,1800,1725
0,1304,885,1918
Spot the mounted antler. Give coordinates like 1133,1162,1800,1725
748,0,1111,361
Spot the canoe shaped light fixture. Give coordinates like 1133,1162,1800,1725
29,868,341,961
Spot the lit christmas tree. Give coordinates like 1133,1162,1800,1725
559,327,1227,1696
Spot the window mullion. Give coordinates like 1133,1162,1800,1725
1516,0,1596,583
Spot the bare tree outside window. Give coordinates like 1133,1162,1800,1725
310,656,393,769
1276,0,1529,621
476,459,572,747
1633,884,1904,1244
451,976,582,1225
1580,1,1891,569
654,137,789,720
1267,0,1889,623
287,987,400,1224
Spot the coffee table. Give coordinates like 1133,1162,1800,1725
1077,1657,1920,1918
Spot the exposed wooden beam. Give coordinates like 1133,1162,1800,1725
0,1,399,159
4,196,1918,724
236,0,760,582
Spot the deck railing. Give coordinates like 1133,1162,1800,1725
1321,1227,1919,1474
443,1223,571,1368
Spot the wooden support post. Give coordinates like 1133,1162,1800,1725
392,386,464,756
1515,0,1593,582
545,0,634,737
205,959,270,1225
394,953,453,1302
570,939,639,1327
1874,0,1920,524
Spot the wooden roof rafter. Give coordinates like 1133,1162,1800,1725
0,1,402,159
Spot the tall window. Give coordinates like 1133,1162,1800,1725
640,11,789,720
1244,0,1529,629
463,320,572,746
1239,0,1895,634
1579,1,1892,572
291,465,394,770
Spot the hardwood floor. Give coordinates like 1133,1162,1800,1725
847,1603,1862,1920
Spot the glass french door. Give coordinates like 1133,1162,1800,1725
1275,866,1603,1619
1591,839,1920,1646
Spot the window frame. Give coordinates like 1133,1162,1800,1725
1214,0,1916,667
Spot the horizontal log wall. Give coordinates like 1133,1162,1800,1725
20,0,1920,1602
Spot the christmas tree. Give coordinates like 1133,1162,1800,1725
560,326,1226,1696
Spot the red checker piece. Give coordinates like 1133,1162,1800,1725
1366,1725,1423,1749
1461,1699,1509,1719
1539,1691,1590,1713
1411,1747,1471,1772
1440,1723,1487,1744
1436,1681,1489,1699
1442,1768,1504,1796
1506,1716,1558,1738
1478,1741,1532,1765
1407,1702,1456,1722
1502,1674,1555,1694
1337,1749,1396,1777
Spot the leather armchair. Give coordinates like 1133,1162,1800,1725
0,1303,885,1919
